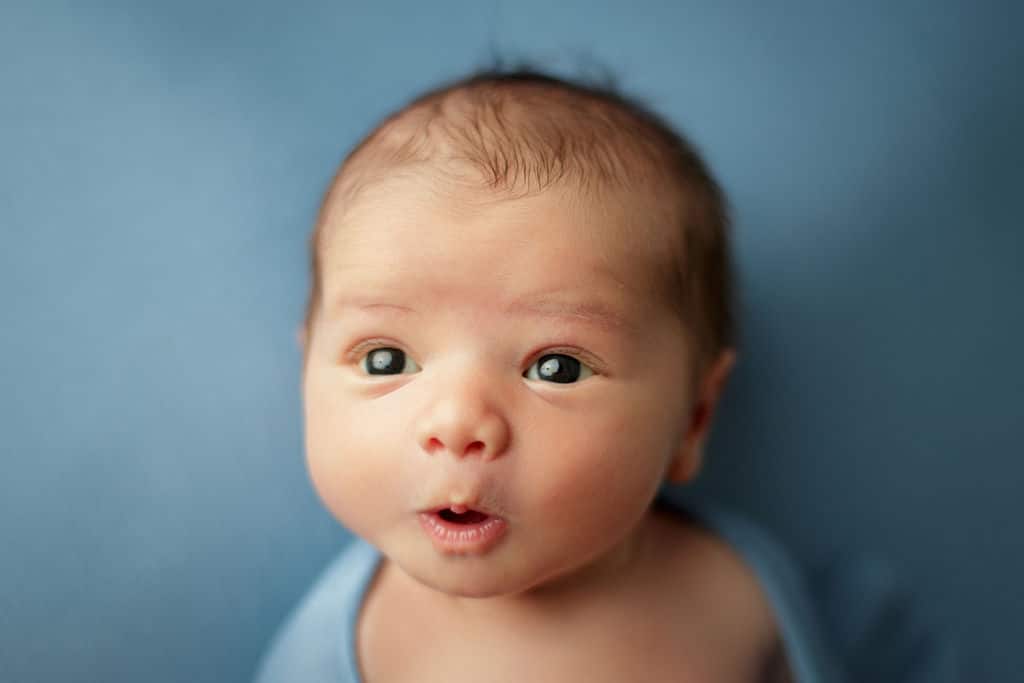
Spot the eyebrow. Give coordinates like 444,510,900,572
504,297,634,332
334,294,635,332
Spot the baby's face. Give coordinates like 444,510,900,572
303,173,696,598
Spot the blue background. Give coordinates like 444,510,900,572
2,1,1020,680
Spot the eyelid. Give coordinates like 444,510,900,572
343,337,409,364
526,345,605,376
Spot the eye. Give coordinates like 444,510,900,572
523,353,594,384
359,347,421,376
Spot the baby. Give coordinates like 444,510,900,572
256,67,833,682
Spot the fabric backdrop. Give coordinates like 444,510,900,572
2,0,1020,680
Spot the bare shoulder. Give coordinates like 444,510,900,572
648,507,789,682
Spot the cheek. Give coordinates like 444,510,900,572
515,410,670,576
524,404,672,519
302,379,402,534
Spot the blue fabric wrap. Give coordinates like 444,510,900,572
254,494,955,682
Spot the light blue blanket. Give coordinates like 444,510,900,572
255,494,958,682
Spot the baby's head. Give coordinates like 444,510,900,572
300,67,739,599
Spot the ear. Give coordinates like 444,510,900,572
665,349,737,483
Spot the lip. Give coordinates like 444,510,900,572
418,509,508,555
422,501,496,516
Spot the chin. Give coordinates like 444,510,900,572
420,571,517,599
403,559,530,599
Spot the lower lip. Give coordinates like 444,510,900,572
418,512,508,554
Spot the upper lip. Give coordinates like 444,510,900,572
420,500,498,516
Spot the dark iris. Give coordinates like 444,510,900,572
366,348,405,375
534,353,581,384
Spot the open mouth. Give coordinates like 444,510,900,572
437,507,489,525
419,506,508,553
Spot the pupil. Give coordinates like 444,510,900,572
368,348,403,375
538,354,580,383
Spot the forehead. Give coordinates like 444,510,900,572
319,172,670,327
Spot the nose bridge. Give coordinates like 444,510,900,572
415,360,510,461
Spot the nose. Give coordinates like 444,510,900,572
414,382,511,462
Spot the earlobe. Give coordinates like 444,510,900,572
666,446,703,483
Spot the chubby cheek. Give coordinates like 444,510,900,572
523,404,672,553
302,381,403,540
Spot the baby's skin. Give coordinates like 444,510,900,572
300,170,790,682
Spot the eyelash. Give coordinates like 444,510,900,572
526,346,603,375
344,338,404,365
342,339,604,376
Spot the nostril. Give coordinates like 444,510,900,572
423,438,488,457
